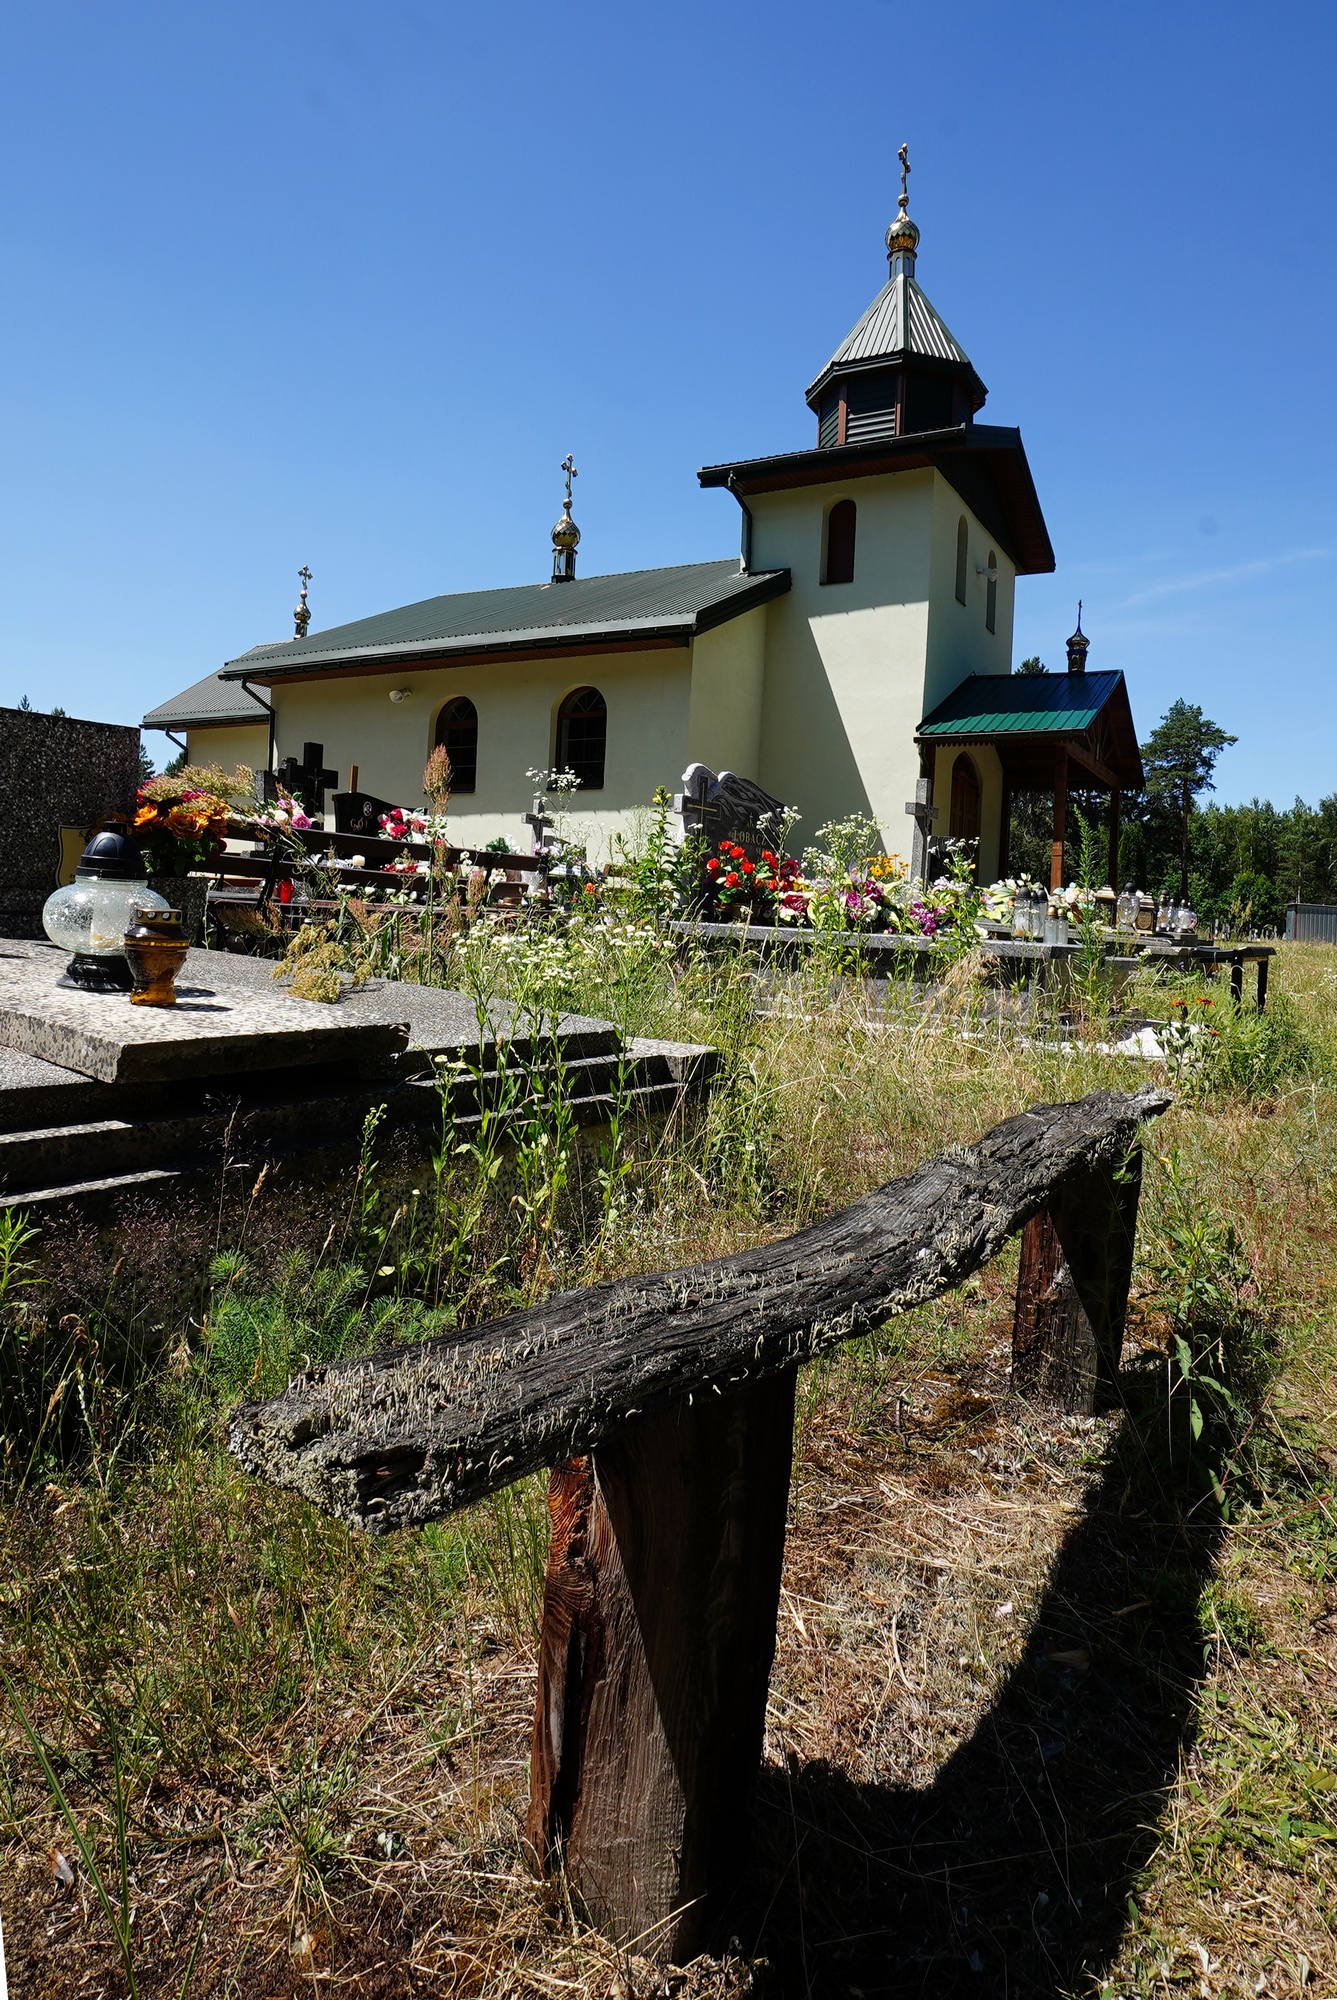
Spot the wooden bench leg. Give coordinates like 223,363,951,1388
528,1367,796,1962
1256,956,1269,1011
1011,1152,1141,1414
1230,953,1245,1005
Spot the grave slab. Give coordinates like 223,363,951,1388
0,940,410,1084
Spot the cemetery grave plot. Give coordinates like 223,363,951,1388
0,940,718,1239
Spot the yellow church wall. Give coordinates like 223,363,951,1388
182,722,270,776
270,646,693,861
748,470,936,863
922,473,1016,716
686,604,766,777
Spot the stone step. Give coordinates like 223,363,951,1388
2,1080,696,1213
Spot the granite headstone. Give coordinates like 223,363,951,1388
0,707,141,939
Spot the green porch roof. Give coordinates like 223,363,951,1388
919,669,1125,737
917,668,1142,790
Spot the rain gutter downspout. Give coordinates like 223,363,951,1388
726,473,753,575
239,679,277,784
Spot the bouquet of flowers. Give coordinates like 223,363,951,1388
134,764,257,875
254,793,313,834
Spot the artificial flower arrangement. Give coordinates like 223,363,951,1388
133,764,259,875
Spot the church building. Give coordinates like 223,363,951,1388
145,158,1141,884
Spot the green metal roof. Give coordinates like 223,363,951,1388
218,560,789,681
143,671,268,731
918,669,1126,738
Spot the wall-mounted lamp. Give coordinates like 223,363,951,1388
388,688,410,703
975,561,999,584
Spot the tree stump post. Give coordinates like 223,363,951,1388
1011,1151,1142,1413
528,1368,797,1962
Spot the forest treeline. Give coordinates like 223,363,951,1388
1007,789,1337,934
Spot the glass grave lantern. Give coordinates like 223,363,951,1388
42,831,171,991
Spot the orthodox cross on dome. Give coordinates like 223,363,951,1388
886,141,920,272
294,565,313,640
551,454,581,583
1066,601,1090,675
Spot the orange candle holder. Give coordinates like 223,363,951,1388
123,907,191,1006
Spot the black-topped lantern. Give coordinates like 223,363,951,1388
41,831,170,992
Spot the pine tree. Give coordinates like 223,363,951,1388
1140,700,1237,900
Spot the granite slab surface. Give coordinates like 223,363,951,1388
184,950,621,1065
0,940,411,1084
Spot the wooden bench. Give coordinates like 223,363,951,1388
229,1084,1169,1961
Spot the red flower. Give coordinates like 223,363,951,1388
706,858,720,874
761,850,777,866
741,860,755,875
583,882,597,896
725,871,740,887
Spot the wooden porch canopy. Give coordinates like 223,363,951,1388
916,669,1143,890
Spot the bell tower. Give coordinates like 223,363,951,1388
805,147,987,448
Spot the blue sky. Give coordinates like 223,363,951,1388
0,0,1332,806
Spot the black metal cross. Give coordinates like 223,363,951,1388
276,740,339,815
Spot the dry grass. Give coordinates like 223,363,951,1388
2,940,1335,1997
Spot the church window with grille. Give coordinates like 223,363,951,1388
434,696,478,793
955,517,968,605
557,687,607,791
822,499,857,585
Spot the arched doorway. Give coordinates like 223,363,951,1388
949,753,981,842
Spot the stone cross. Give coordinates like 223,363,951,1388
523,793,556,855
276,740,338,816
905,775,939,885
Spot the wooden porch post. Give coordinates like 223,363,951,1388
1050,749,1068,891
528,1370,797,1962
1107,787,1121,889
997,776,1012,881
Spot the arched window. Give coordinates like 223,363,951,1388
557,687,606,791
434,696,478,793
955,516,968,605
949,753,981,842
822,498,857,586
985,549,998,635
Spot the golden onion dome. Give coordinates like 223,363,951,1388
885,206,920,258
551,505,581,551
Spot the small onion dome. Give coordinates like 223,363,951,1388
885,204,920,261
1066,604,1090,674
551,503,580,553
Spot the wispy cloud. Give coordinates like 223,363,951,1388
1109,546,1333,612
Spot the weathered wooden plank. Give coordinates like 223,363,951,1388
228,1086,1171,1532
